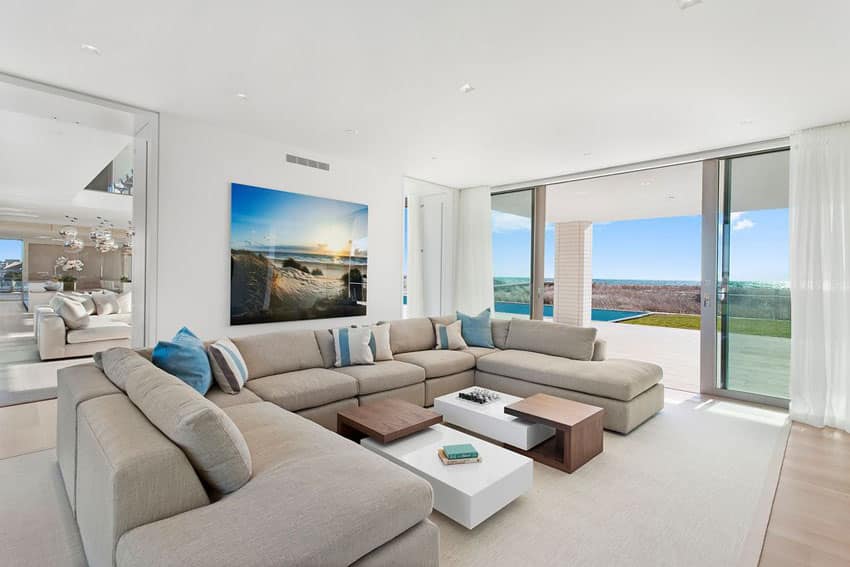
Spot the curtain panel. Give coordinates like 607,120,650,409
789,121,850,432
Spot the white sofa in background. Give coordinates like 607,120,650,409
36,290,132,360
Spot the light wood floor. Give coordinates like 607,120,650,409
1,397,848,566
760,422,850,566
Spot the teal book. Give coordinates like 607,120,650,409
443,443,478,460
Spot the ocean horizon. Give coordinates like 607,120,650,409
241,245,368,266
494,276,789,288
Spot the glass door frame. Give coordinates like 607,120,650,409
490,186,546,320
699,151,790,409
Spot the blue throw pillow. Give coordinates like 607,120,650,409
152,326,213,394
456,309,494,348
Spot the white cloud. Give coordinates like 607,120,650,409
732,217,755,231
730,212,743,222
491,211,531,232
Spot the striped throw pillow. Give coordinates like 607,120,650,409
333,327,375,367
207,338,248,394
367,324,393,361
435,320,467,350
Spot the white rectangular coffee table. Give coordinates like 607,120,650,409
360,424,532,529
434,387,555,450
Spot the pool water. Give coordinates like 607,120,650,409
493,302,645,322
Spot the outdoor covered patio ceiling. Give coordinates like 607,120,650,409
544,151,789,224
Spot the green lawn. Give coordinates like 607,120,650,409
619,313,791,338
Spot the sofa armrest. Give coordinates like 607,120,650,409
592,338,607,361
37,309,67,360
76,395,209,567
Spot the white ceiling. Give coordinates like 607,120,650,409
1,1,849,188
0,105,133,226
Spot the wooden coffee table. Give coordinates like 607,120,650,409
503,394,604,473
337,399,443,444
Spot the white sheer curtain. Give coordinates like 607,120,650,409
789,121,850,432
405,194,425,318
454,186,494,314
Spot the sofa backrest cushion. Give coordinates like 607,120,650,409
232,330,324,379
491,319,510,349
457,309,494,348
385,318,436,354
505,319,598,361
63,292,96,315
124,351,252,495
91,291,120,316
101,347,152,391
314,329,336,368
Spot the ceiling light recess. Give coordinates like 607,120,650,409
235,92,248,102
459,83,475,94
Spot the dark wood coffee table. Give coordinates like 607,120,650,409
337,399,443,444
503,394,604,473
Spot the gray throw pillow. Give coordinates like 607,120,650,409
118,351,252,494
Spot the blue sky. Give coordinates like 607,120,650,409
490,208,789,282
231,183,368,253
0,239,23,262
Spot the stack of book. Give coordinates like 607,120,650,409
438,443,481,465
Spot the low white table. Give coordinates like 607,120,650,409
361,424,532,529
434,387,555,450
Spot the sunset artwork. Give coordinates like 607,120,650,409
229,183,368,324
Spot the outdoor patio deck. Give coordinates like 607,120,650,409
594,320,790,398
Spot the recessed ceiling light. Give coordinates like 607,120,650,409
235,93,248,102
640,181,653,186
678,0,703,9
344,128,359,135
740,119,754,125
575,191,588,196
667,195,676,200
583,152,593,157
431,156,438,160
459,83,475,94
80,43,101,56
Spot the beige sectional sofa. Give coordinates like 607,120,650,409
57,316,662,566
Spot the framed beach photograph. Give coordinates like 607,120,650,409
230,183,368,325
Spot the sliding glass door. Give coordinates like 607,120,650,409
702,149,791,406
491,190,534,318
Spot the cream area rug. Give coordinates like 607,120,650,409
0,397,788,567
434,397,790,567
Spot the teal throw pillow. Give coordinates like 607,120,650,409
152,326,213,394
456,308,494,348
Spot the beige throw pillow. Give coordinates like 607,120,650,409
118,351,252,494
49,295,90,330
92,291,120,315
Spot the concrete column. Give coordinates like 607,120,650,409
554,221,592,327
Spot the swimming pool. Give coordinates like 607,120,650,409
493,302,646,322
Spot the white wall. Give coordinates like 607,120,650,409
155,115,404,341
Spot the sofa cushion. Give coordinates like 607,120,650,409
49,295,90,330
394,349,476,379
125,352,252,494
385,318,436,354
464,346,499,360
457,309,495,348
246,368,358,411
314,329,336,368
334,360,426,395
232,330,325,379
205,385,263,408
367,323,393,361
506,319,598,361
91,291,120,316
333,327,374,367
152,327,213,395
63,292,96,315
101,347,151,391
66,319,132,344
434,320,467,350
491,319,510,349
476,349,663,401
117,402,434,567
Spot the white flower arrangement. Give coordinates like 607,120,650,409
55,257,84,272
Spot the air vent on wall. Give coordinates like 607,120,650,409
286,153,330,171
